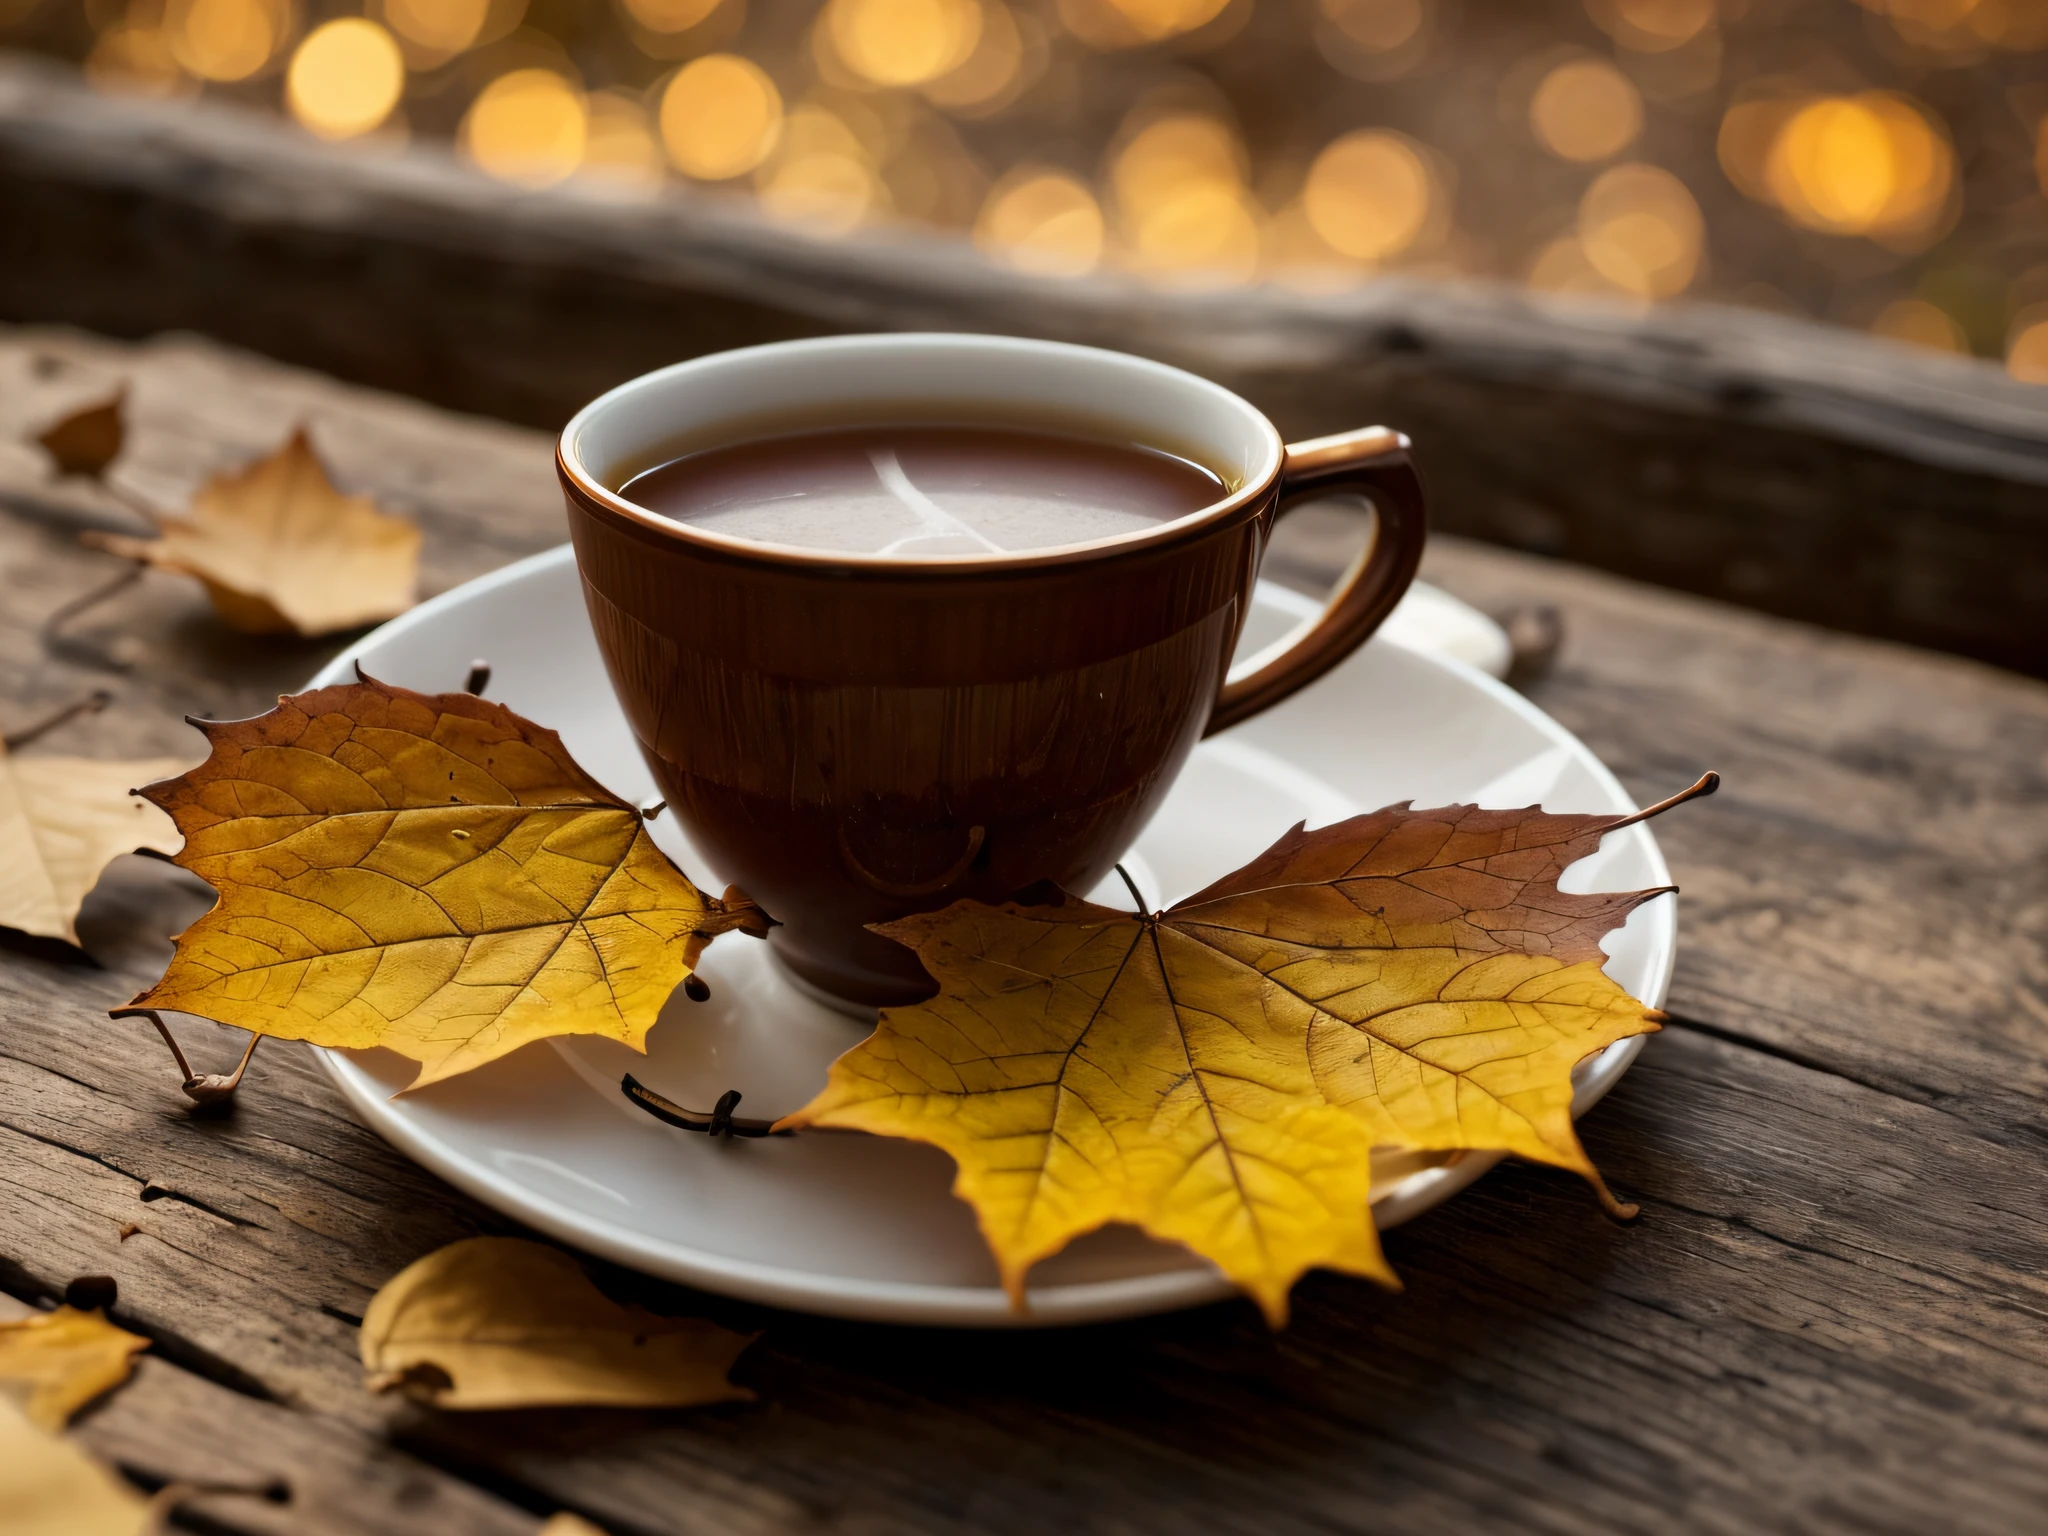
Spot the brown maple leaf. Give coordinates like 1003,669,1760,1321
36,389,126,481
780,776,1716,1324
83,428,419,636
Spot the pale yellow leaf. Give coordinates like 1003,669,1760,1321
539,1515,612,1536
0,743,185,945
361,1238,755,1410
0,1305,149,1431
123,677,770,1090
0,1397,148,1536
83,428,419,636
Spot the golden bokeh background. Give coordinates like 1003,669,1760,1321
18,0,2048,378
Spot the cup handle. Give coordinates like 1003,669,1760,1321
1205,426,1429,737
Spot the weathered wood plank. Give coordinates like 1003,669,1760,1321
0,1294,540,1534
3,324,2047,1536
1,58,2045,673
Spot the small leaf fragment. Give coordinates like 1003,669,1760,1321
37,390,125,481
783,794,1695,1324
360,1238,755,1410
122,676,771,1090
0,1397,148,1536
81,428,419,637
0,1302,149,1430
0,741,187,945
540,1515,613,1536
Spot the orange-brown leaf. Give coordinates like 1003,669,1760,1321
36,390,125,480
783,781,1712,1324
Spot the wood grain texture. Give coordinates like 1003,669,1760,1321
0,56,2045,674
2,324,2047,1534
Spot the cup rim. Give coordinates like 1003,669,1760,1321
555,334,1286,574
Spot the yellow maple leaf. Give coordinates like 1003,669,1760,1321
0,742,186,945
120,676,771,1091
0,1397,147,1536
0,1303,150,1430
361,1238,755,1410
83,428,419,637
781,780,1715,1325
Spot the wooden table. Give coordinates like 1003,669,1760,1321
4,325,2046,1536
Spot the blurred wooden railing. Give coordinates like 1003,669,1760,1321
2,53,2044,675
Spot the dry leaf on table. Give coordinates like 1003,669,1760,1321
82,428,419,636
782,780,1715,1324
0,1302,150,1430
0,1397,148,1536
36,390,126,481
120,676,772,1091
361,1238,755,1410
0,743,186,945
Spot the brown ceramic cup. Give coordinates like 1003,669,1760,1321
557,335,1426,1006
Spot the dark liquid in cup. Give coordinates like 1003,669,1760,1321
621,424,1225,557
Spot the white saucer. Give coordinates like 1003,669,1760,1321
306,547,1672,1327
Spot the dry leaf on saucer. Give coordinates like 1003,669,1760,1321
82,428,420,637
0,1397,148,1536
120,675,772,1091
36,390,126,481
781,776,1717,1325
0,742,187,945
361,1238,755,1410
0,1297,150,1429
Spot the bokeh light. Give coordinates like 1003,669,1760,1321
461,68,588,187
975,167,1103,275
1527,233,1619,295
1320,0,1422,49
85,21,188,95
1110,113,1257,284
1585,0,1714,54
164,0,287,82
1057,0,1230,49
619,0,720,33
582,89,664,189
1762,93,1954,244
1862,0,2048,52
1302,129,1433,261
827,0,981,87
39,0,2048,320
1870,298,1966,353
1577,162,1703,297
757,102,876,233
2006,303,2048,382
1530,58,1643,162
286,19,403,141
382,0,489,53
658,53,780,179
920,0,1028,114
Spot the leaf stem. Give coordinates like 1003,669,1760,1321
1609,771,1720,830
2,688,113,750
132,1009,259,1106
1114,862,1150,915
39,561,143,672
142,1009,195,1081
620,1074,789,1137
